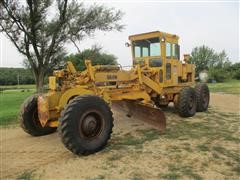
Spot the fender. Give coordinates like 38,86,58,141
58,87,94,109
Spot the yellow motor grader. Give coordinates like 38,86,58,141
20,31,209,155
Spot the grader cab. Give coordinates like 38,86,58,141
20,31,210,155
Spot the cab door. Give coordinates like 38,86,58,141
165,42,172,86
165,42,179,86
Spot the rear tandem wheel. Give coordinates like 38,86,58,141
175,87,197,117
195,83,210,112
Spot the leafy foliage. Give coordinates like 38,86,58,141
66,45,118,71
189,45,238,82
190,46,231,75
0,0,124,91
0,68,35,85
190,46,216,75
208,68,230,82
230,63,240,80
209,62,240,82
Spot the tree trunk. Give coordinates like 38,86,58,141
34,69,45,93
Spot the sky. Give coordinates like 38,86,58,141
0,0,239,67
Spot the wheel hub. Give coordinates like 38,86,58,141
80,113,102,139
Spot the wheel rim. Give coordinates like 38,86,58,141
79,111,104,139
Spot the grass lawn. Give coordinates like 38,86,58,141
0,90,34,126
0,84,35,90
208,80,240,95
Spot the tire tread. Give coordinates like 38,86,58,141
58,95,114,155
19,94,56,136
177,87,196,117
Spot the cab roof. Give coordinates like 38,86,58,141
128,31,179,41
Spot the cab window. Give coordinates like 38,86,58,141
172,44,180,59
134,46,141,58
142,47,149,57
166,63,171,79
133,37,160,58
166,42,171,58
150,42,160,56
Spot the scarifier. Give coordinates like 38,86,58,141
20,31,210,155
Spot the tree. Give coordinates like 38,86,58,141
189,45,217,75
189,45,231,76
229,62,240,80
0,0,124,92
66,45,117,71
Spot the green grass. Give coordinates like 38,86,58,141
103,129,161,152
208,80,240,94
158,109,239,177
196,144,210,152
17,170,35,180
86,175,105,180
0,84,35,90
163,111,240,143
107,153,123,161
0,90,33,126
160,172,181,180
131,172,144,180
212,146,240,163
160,164,202,180
212,145,240,175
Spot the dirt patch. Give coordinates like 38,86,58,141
210,93,240,113
1,93,239,179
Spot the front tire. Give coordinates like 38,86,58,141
176,87,197,117
20,95,56,136
195,83,210,112
58,95,114,155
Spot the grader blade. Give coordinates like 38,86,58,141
112,101,166,132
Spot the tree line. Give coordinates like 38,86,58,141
0,67,35,85
0,46,117,86
190,45,240,82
